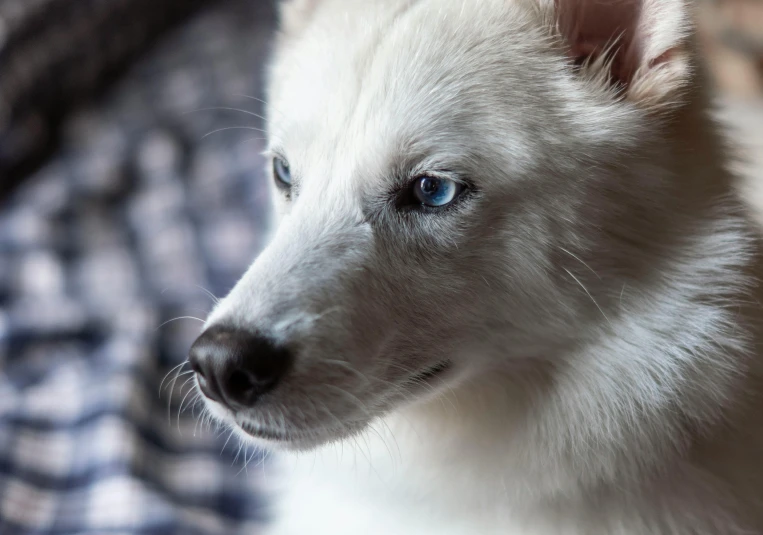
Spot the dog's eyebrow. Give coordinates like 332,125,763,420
390,134,478,176
386,151,468,188
265,143,287,160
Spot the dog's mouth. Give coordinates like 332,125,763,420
407,360,452,385
235,416,368,450
237,420,289,442
230,361,452,447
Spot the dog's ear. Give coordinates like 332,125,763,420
279,0,321,35
551,0,693,109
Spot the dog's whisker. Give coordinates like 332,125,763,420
321,359,372,386
165,369,194,392
159,360,188,396
562,267,612,327
220,428,236,456
192,394,205,436
235,136,268,150
232,439,245,467
166,362,191,426
156,316,206,331
322,384,374,420
201,126,267,140
366,424,398,467
233,94,288,120
193,284,221,305
176,377,198,432
556,245,603,281
185,106,269,124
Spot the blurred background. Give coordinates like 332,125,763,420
0,0,761,534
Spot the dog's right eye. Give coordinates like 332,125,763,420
273,157,292,189
413,176,462,208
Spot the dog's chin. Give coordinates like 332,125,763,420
236,418,368,452
200,398,370,452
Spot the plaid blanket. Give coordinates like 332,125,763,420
0,0,212,196
0,2,278,533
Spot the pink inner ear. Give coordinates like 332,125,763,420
555,0,644,86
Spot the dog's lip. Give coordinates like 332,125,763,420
409,360,451,383
236,419,367,449
230,363,452,444
237,420,289,441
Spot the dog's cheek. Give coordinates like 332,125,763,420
266,178,292,223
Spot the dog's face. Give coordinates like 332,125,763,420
197,0,692,450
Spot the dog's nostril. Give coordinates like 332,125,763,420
228,370,253,392
190,359,204,378
227,370,257,400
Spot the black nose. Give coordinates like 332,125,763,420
189,325,293,410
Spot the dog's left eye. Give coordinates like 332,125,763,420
273,157,292,188
412,176,463,208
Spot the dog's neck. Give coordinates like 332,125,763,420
360,241,763,533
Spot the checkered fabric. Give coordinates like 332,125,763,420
0,0,212,192
0,2,279,533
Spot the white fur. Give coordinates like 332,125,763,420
198,1,763,533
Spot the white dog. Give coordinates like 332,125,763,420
190,1,763,533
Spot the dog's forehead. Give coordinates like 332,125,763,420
268,0,550,186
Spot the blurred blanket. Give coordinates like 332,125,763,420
0,0,213,194
0,2,278,533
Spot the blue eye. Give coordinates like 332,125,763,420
273,157,292,187
413,176,462,208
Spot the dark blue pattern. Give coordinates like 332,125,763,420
0,2,278,533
